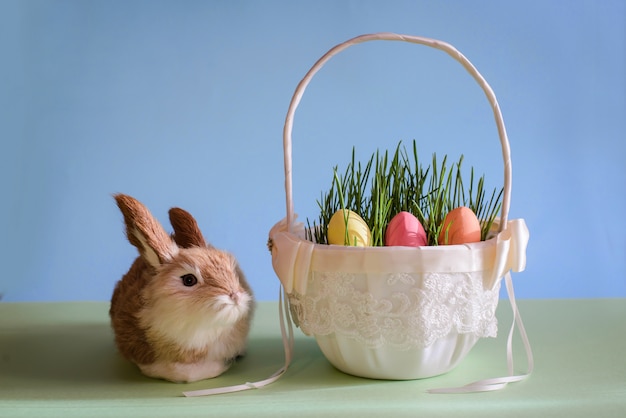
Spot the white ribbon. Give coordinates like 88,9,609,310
182,287,294,397
183,271,532,397
428,272,534,393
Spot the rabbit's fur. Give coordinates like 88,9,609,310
110,194,254,382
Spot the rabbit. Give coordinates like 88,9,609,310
110,194,254,383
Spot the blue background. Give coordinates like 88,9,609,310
1,0,624,302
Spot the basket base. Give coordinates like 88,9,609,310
314,332,480,380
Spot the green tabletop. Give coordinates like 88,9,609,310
1,299,625,417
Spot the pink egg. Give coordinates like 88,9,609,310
385,211,427,247
438,206,481,245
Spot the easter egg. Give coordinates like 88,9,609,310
438,206,481,245
385,211,427,247
327,209,371,247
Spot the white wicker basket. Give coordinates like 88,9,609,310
268,33,529,381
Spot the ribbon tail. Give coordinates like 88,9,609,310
428,272,533,394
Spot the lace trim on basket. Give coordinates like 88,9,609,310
288,271,500,350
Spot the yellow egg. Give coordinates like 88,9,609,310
438,206,481,245
327,209,371,247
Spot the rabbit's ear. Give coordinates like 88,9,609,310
115,194,178,268
168,207,208,248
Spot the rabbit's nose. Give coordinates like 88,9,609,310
229,291,241,303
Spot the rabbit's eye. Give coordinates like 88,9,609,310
181,274,198,287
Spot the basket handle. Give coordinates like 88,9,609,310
282,32,512,233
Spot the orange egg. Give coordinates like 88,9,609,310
385,211,427,247
438,206,481,245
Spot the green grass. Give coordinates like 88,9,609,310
305,140,503,246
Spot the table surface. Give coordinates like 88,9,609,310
1,298,625,418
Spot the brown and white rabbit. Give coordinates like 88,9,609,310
110,194,254,383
